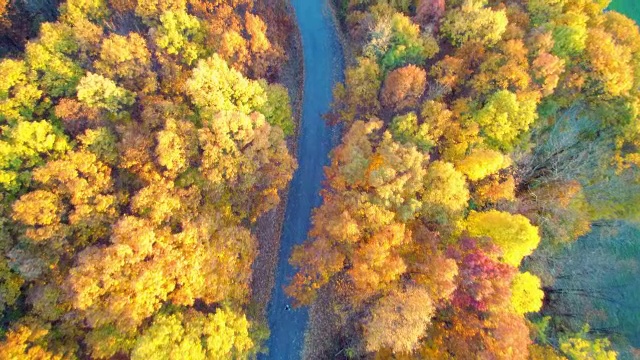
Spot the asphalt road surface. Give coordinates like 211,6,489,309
260,0,344,359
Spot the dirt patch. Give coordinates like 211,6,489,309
249,0,304,332
302,285,345,359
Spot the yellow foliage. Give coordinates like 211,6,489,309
511,271,544,314
12,190,60,227
0,322,62,360
465,210,541,266
455,148,511,181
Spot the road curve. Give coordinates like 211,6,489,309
261,1,344,359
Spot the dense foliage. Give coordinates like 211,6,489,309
0,0,297,358
290,0,640,357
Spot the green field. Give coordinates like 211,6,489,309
609,0,640,24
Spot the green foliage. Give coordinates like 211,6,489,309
258,82,295,136
389,112,434,151
330,57,382,123
552,12,589,58
25,23,83,97
377,13,439,71
527,0,567,26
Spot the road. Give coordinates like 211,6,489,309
260,0,344,359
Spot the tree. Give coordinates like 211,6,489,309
420,160,469,225
76,73,135,115
131,308,256,360
12,149,117,246
152,9,204,65
380,65,427,111
347,223,409,302
420,238,531,360
551,11,589,58
257,82,295,136
390,112,434,151
135,0,187,22
532,52,565,97
470,39,532,96
186,54,266,114
473,90,538,150
527,0,567,25
381,13,439,70
510,271,544,314
65,216,257,332
465,210,541,266
245,13,270,54
0,321,62,360
59,0,109,24
197,111,295,221
441,2,508,47
584,28,634,97
25,22,83,97
155,118,197,179
415,0,445,26
559,326,617,360
362,287,435,354
330,57,382,124
94,33,157,94
0,120,69,193
454,148,511,181
0,58,43,124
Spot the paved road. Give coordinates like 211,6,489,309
261,0,344,359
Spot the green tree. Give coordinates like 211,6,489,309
25,22,83,97
330,57,382,123
257,82,295,136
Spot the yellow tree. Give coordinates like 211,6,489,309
94,33,157,94
441,1,508,47
330,57,382,124
465,210,541,266
473,90,538,150
510,271,544,315
454,148,511,181
131,308,256,360
12,149,117,247
197,111,295,221
362,287,435,354
186,54,266,114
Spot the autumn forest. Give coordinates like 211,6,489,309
0,0,639,359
